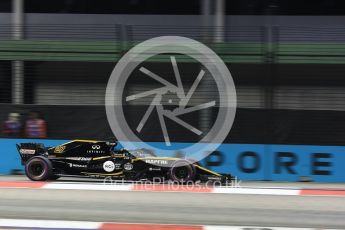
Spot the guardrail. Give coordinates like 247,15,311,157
1,40,345,64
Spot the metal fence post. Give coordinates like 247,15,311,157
11,0,24,104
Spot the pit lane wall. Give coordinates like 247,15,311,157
1,138,344,182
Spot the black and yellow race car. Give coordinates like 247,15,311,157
17,139,232,183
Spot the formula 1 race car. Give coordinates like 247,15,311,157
17,140,232,184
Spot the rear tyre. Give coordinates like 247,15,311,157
25,156,53,181
168,160,195,183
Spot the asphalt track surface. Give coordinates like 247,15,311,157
0,176,345,229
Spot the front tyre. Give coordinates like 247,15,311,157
25,156,53,181
168,160,195,183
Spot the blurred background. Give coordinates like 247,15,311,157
1,0,345,181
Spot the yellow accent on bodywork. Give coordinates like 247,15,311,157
92,156,112,160
194,164,222,177
49,139,100,150
66,139,99,144
54,145,66,153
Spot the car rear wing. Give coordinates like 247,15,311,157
16,143,47,165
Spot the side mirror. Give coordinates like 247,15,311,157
106,137,118,147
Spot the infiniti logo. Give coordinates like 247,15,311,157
87,145,105,154
92,145,101,150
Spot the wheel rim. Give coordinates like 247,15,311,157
28,161,46,178
174,166,189,180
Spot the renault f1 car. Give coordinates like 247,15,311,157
17,140,232,183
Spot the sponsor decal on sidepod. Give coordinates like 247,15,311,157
145,159,169,165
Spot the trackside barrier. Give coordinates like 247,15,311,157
0,138,344,182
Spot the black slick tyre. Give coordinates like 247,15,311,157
25,156,53,181
168,160,195,183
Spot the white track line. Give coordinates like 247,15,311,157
1,181,344,196
43,182,132,191
0,219,340,230
205,227,339,230
43,182,300,195
213,187,300,195
0,219,100,229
